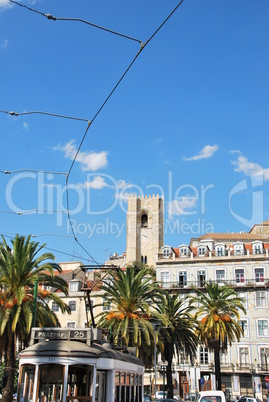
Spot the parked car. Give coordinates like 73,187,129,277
238,397,262,402
195,391,226,402
153,399,177,402
155,392,168,400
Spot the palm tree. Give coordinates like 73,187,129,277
153,292,198,399
192,282,246,390
94,262,161,363
0,235,70,402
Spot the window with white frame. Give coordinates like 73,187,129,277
239,347,249,365
197,270,206,286
180,350,189,364
197,246,206,256
180,247,188,256
67,321,76,328
235,268,244,283
256,291,266,307
252,242,263,255
200,347,209,364
161,271,170,287
141,255,148,264
220,352,229,365
234,243,244,255
258,320,268,336
162,248,171,258
216,269,225,284
69,301,76,312
260,348,269,369
255,267,264,283
69,281,79,292
215,245,225,256
103,300,111,311
178,271,187,287
51,302,59,312
239,319,248,337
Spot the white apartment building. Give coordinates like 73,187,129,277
156,223,269,400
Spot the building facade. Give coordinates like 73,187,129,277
156,228,269,400
45,205,269,400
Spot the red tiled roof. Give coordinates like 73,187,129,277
197,233,269,241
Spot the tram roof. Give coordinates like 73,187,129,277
19,340,144,367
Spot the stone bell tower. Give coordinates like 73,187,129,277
125,194,164,267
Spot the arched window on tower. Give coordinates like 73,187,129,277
141,214,148,227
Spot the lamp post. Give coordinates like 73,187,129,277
32,279,38,328
154,324,157,400
160,361,168,397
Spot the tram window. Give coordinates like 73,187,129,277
115,372,120,402
126,373,130,402
95,371,106,402
38,364,64,402
67,366,90,401
121,373,126,402
18,364,35,402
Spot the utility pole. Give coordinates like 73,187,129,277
32,279,38,328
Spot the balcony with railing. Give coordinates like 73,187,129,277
157,248,269,262
158,277,269,290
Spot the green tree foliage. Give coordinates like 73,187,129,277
0,235,70,402
154,292,198,399
191,282,246,390
94,262,162,364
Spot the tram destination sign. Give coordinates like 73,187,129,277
30,327,93,345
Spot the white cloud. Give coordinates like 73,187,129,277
183,145,219,161
0,0,11,10
231,155,269,181
23,122,29,130
114,191,133,203
53,141,108,171
78,176,110,189
167,197,198,219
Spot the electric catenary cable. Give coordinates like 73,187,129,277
3,0,185,265
8,0,143,46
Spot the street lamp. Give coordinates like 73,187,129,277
160,361,168,397
153,322,160,400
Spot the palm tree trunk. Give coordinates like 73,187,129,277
214,346,221,391
165,343,174,399
2,332,16,402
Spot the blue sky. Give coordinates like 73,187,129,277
1,0,269,264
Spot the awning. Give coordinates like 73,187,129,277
143,376,152,386
152,378,167,385
143,376,167,386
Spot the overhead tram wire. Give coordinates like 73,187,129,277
0,110,100,266
0,209,67,215
0,232,93,263
5,0,186,266
0,109,90,124
67,0,185,176
8,0,143,46
65,0,185,252
0,169,66,176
